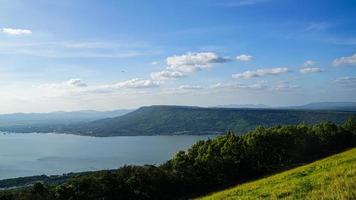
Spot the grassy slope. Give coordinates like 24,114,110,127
198,148,356,200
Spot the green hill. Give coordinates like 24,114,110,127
66,105,354,136
198,148,356,200
1,106,354,136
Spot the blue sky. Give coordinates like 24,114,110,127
0,0,355,113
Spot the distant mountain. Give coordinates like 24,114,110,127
53,105,355,136
285,102,356,111
216,104,270,109
0,109,132,127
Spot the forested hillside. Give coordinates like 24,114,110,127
65,105,355,136
1,117,355,200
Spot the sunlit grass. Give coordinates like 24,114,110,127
198,148,356,200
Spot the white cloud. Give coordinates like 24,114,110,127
66,79,88,87
1,28,32,35
151,61,159,65
332,54,356,66
39,78,158,97
151,52,232,83
304,22,330,32
303,60,316,67
111,78,159,89
38,79,89,97
236,54,253,61
40,78,88,89
211,82,267,90
166,52,230,73
333,77,356,88
299,67,323,74
150,70,185,81
179,85,204,90
232,67,289,79
299,60,323,74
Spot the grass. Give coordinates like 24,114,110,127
197,148,356,200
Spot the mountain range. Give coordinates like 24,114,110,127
0,110,131,127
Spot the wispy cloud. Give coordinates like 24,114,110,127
232,67,289,79
303,60,316,67
0,41,159,58
333,77,356,88
102,78,159,89
215,0,270,7
150,70,185,81
236,54,253,61
1,28,32,35
38,78,89,97
273,81,300,91
303,22,330,32
299,67,323,74
38,78,159,97
179,85,204,90
151,61,159,65
332,54,356,67
211,82,268,90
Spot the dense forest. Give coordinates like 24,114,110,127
1,117,355,200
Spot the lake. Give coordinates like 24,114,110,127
0,133,214,180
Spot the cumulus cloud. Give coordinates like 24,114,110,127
232,67,289,79
332,54,356,66
166,52,230,73
150,70,185,81
236,54,253,61
333,77,356,88
1,28,32,35
150,52,231,83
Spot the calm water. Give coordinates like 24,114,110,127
0,133,214,180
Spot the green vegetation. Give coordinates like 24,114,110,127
198,148,356,200
68,106,354,136
0,117,355,200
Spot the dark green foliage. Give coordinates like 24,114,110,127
1,118,355,200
